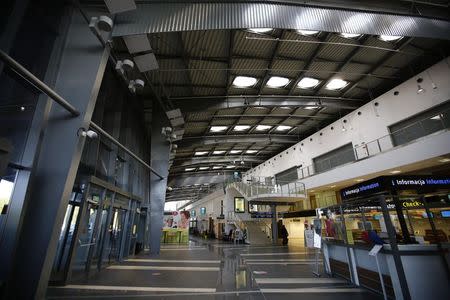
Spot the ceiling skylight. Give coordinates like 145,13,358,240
298,77,320,89
255,125,272,131
185,168,195,171
194,151,208,156
233,76,258,88
296,29,319,36
276,125,292,131
198,166,209,170
249,28,273,33
266,76,290,88
210,126,228,132
233,125,251,132
213,150,226,155
246,150,258,154
230,150,242,154
325,79,348,90
340,33,361,39
212,166,222,169
226,165,235,169
379,35,402,42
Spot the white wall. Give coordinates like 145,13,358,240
185,189,224,220
243,57,450,181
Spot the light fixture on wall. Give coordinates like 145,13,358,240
115,59,134,75
128,79,145,93
416,77,425,94
77,128,98,139
89,16,113,32
425,70,438,89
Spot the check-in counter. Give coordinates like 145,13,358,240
323,239,450,300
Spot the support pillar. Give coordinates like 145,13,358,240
271,204,278,244
148,100,170,255
5,8,109,299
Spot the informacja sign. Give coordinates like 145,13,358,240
341,176,450,200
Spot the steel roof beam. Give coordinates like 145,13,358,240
173,156,265,167
173,96,362,112
177,134,299,147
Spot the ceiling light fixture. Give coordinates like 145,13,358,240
185,168,195,171
194,151,208,156
255,125,272,131
298,77,320,89
276,125,292,131
249,28,273,33
230,150,242,154
198,167,209,170
210,126,228,132
340,33,361,39
233,76,258,88
226,165,235,169
246,150,258,154
212,166,222,169
438,158,450,163
213,150,225,155
355,179,364,182
417,84,425,94
266,76,290,88
390,170,401,174
379,35,402,42
329,185,336,188
304,106,319,110
430,115,441,120
296,29,319,36
326,78,348,90
233,125,251,131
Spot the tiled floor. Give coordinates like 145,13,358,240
46,238,382,299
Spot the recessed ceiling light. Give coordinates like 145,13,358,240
276,125,292,131
438,158,450,163
210,126,228,132
194,151,208,156
355,178,364,182
379,35,402,42
233,125,251,131
326,79,348,90
296,29,319,36
226,165,235,169
213,150,225,155
255,125,272,131
340,33,361,39
185,168,195,171
246,150,258,154
212,166,222,169
249,28,273,33
304,106,319,110
298,77,320,89
230,150,242,154
233,76,258,88
198,166,209,170
390,170,401,174
266,76,290,88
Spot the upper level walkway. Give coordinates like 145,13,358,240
47,238,382,299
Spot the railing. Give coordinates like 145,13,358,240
298,108,450,179
228,177,306,199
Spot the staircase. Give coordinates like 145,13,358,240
244,221,272,245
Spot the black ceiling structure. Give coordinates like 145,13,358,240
79,0,450,204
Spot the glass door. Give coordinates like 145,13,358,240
93,190,113,269
51,188,83,282
71,185,103,279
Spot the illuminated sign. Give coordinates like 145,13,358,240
401,200,423,208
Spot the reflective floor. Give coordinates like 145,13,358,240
47,238,382,299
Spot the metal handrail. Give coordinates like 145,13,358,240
0,49,80,117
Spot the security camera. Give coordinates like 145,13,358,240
78,128,98,139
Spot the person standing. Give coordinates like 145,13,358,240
281,224,289,245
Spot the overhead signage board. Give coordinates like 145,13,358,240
341,176,450,201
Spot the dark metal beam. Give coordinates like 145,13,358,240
173,95,363,112
173,156,265,167
177,134,299,147
257,29,284,94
